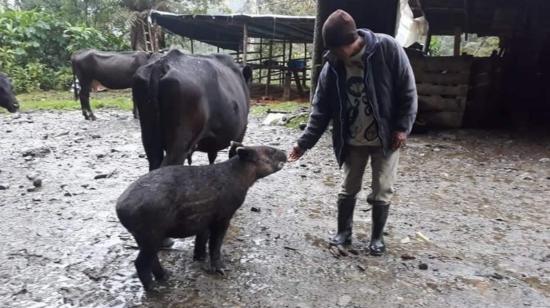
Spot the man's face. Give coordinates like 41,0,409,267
330,37,364,62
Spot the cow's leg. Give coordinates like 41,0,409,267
162,146,187,166
208,220,230,275
132,101,139,120
208,152,217,165
193,230,209,261
79,82,96,121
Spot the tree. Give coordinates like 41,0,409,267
121,0,225,51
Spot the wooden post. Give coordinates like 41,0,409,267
454,27,461,56
282,72,291,100
265,40,273,96
303,43,308,90
288,42,293,63
242,23,248,64
281,41,286,85
259,38,263,84
423,28,432,54
191,39,194,54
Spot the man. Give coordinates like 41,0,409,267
288,10,417,256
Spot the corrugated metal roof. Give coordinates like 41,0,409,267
150,10,315,51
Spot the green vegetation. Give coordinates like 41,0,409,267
11,90,133,112
250,101,306,116
429,35,500,57
8,90,309,130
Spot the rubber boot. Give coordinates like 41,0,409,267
369,203,390,256
329,196,356,246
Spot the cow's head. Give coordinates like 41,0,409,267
0,73,19,113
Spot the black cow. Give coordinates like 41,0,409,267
133,49,252,171
71,49,157,120
0,73,19,113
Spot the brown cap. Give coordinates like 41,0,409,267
322,9,359,48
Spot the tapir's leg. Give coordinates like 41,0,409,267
135,249,155,290
186,152,193,166
208,152,217,165
151,253,167,281
193,231,209,261
208,220,230,275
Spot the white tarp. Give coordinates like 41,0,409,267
395,0,429,47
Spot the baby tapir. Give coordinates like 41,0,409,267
116,142,287,290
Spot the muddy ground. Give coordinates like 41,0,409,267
0,109,549,308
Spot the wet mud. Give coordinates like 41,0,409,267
0,109,549,307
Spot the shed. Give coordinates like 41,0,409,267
150,10,316,99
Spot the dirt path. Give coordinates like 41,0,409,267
0,109,548,307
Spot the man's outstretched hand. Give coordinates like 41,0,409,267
392,131,407,150
288,143,305,162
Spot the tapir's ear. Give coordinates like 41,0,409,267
229,141,244,158
236,147,255,161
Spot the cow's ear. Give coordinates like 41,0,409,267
242,65,252,83
236,147,256,162
229,141,244,158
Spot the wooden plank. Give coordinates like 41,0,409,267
418,95,466,112
420,111,464,128
417,83,469,97
414,71,470,84
410,57,473,73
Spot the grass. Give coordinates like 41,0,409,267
9,90,309,129
250,101,308,116
14,89,133,112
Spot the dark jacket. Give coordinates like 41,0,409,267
297,29,418,166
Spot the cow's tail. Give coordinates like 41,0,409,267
136,63,164,171
71,60,78,101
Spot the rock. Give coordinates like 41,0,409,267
0,185,8,190
250,207,261,213
33,179,42,188
263,113,286,126
91,134,101,139
415,231,430,242
64,192,72,197
138,154,146,158
96,154,105,159
419,263,428,270
22,146,51,158
490,272,504,280
401,254,416,260
539,158,550,163
299,123,307,130
337,295,352,307
94,174,109,180
27,187,37,193
400,236,411,244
